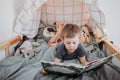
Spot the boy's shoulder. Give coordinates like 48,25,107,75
77,43,85,51
78,43,83,47
57,42,64,47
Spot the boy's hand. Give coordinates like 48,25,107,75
41,69,48,75
88,59,99,65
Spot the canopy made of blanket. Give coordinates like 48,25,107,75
13,0,105,38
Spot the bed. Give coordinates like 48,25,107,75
0,0,120,80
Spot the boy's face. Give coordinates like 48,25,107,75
63,35,80,53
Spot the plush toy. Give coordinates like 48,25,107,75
43,27,56,37
14,40,37,59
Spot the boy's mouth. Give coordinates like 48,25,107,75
68,49,74,52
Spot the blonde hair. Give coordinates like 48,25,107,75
61,24,81,39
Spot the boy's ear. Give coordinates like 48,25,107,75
57,37,63,42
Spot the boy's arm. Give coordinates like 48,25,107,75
79,56,89,66
54,57,61,62
79,56,99,66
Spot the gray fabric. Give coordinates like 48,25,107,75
0,39,53,80
0,39,120,80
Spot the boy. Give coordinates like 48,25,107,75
41,23,89,75
48,23,89,65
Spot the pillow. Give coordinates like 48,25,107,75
41,54,115,75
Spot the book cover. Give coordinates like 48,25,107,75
41,53,118,75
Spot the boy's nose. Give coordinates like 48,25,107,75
69,43,74,48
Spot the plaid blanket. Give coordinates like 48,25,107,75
13,0,105,38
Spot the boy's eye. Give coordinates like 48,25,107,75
65,42,77,45
73,42,76,44
66,42,70,44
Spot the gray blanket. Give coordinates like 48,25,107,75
0,39,120,80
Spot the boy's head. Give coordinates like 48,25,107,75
61,24,82,53
61,24,81,39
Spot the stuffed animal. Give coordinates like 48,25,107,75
14,40,37,59
43,27,56,37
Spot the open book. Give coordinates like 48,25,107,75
41,53,118,75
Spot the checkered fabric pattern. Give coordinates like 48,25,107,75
13,0,105,38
